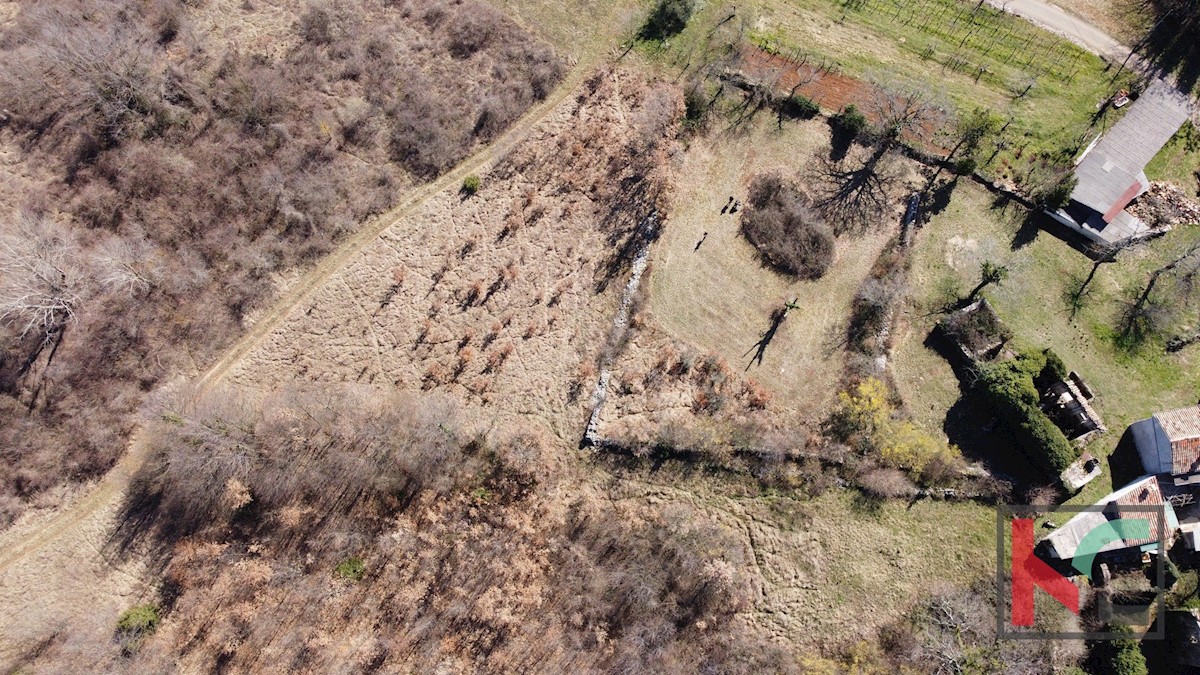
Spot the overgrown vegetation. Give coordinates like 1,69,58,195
114,604,159,656
830,377,963,486
938,298,1012,356
639,0,695,41
740,173,834,279
462,174,481,196
831,104,868,139
0,0,562,526
880,582,1084,672
780,92,820,119
112,386,789,672
334,556,366,582
974,349,1077,480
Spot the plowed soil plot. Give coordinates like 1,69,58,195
737,45,952,154
228,69,681,438
739,45,874,114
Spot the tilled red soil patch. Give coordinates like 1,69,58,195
735,45,952,155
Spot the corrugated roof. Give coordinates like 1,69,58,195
1071,80,1193,217
1154,406,1200,442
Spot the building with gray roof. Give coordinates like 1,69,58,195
1047,79,1193,245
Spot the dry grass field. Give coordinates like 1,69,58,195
644,117,920,423
226,68,679,441
605,466,996,651
4,0,1167,670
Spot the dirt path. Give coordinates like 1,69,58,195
984,0,1132,64
0,20,629,663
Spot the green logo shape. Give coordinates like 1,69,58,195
1071,519,1151,579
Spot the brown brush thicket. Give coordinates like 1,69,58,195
879,582,1083,673
0,0,562,526
740,173,835,279
76,387,796,673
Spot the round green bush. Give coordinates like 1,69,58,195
116,603,160,654
832,104,867,138
462,174,481,195
781,94,820,119
335,556,366,581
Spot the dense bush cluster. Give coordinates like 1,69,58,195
846,241,908,370
780,93,820,119
831,104,868,138
107,387,792,673
741,173,835,279
881,582,1084,672
938,298,1013,356
975,349,1077,480
0,0,561,525
830,377,963,485
639,0,695,41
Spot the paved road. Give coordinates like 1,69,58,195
984,0,1132,63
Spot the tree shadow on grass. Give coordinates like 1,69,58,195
1009,208,1042,251
923,329,1037,490
1141,16,1200,94
829,124,855,162
919,176,958,224
849,490,885,516
595,174,663,294
744,305,789,370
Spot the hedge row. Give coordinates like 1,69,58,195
976,350,1076,480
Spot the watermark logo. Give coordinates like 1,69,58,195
996,504,1166,640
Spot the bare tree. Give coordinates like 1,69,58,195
1,11,168,144
864,73,951,149
1121,240,1200,346
1066,240,1127,317
0,213,92,347
967,260,1008,300
95,235,163,298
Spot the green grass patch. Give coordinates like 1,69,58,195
334,556,366,582
893,182,1200,498
652,0,1135,190
1146,122,1200,192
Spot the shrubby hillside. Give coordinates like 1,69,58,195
0,0,561,525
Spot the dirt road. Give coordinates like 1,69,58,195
984,0,1131,63
0,19,629,664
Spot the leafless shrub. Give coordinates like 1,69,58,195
864,72,952,148
122,387,475,543
108,386,789,673
857,466,917,499
0,213,92,347
885,582,1083,673
741,173,834,279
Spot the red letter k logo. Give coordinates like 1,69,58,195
1011,518,1079,626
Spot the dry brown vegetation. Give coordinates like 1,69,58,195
0,0,562,525
740,173,834,280
11,386,793,673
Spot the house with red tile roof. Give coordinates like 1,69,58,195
1131,404,1200,484
1044,475,1178,562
